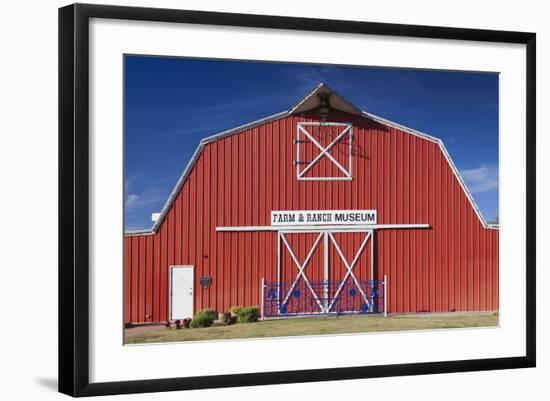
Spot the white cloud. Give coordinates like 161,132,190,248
125,193,139,207
125,190,163,212
460,164,498,193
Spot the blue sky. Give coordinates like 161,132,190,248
124,56,499,230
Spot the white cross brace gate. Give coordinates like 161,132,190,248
277,230,373,314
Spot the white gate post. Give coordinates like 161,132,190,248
324,231,329,312
260,277,265,320
277,232,281,315
384,274,388,317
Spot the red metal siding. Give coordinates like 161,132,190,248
124,110,499,323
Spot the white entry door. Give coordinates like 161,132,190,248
170,266,194,320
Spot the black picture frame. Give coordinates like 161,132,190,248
58,3,536,397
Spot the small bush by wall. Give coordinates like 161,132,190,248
231,306,259,323
240,307,259,323
230,306,243,317
190,309,216,328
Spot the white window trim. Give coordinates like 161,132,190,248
296,122,353,181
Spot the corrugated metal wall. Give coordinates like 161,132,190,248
124,109,499,323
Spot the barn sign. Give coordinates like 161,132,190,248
271,210,377,226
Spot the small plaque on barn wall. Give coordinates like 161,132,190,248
200,276,212,288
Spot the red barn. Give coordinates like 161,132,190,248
124,83,499,324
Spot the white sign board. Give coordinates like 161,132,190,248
271,210,377,226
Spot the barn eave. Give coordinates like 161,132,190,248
289,82,363,116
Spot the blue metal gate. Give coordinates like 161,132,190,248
262,279,385,317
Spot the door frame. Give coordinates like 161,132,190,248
277,229,374,314
169,265,194,321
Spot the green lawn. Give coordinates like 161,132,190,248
125,312,498,344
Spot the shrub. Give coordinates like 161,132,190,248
236,306,260,323
205,308,218,320
190,309,216,328
240,306,260,323
230,306,243,317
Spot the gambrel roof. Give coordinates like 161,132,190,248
126,83,497,235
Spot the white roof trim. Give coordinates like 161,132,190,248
361,110,497,230
125,229,155,236
201,111,288,144
289,82,363,116
125,83,498,235
361,110,441,143
149,111,288,233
